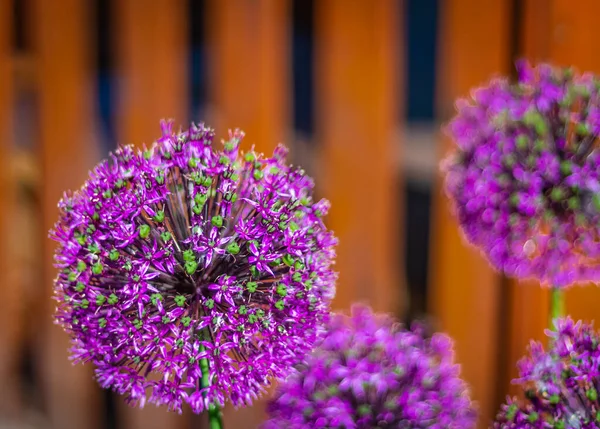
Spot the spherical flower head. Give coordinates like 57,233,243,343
264,304,476,429
494,318,600,428
444,60,600,287
50,121,338,413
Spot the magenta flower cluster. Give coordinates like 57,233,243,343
444,61,600,287
264,305,476,429
494,317,600,428
50,121,337,413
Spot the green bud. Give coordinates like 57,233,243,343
282,254,294,266
138,224,151,239
109,249,120,261
99,318,107,328
238,305,248,315
185,260,198,275
205,299,215,309
253,169,264,180
174,295,186,307
276,284,288,297
560,161,572,175
183,249,195,262
275,300,285,310
506,404,517,421
108,293,118,305
181,316,192,327
516,134,529,150
249,265,259,277
77,260,87,272
88,243,99,254
587,387,598,401
92,262,103,275
153,210,165,223
162,315,171,324
75,281,85,292
188,157,198,168
246,281,258,293
227,241,240,255
292,272,303,282
576,122,590,136
527,411,539,423
357,404,371,416
219,155,230,165
195,193,208,206
550,187,565,202
211,215,223,227
96,294,106,305
568,196,580,210
151,293,163,306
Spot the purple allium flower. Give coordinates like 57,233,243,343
263,304,476,429
444,61,600,287
50,121,337,413
494,317,600,428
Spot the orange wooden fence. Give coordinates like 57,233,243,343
2,1,600,429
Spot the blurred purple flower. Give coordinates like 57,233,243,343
444,61,600,287
264,304,476,429
494,317,600,428
50,121,338,413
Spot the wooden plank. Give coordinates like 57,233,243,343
502,0,554,399
31,1,101,428
113,1,190,428
204,2,292,427
0,0,21,422
429,1,512,427
115,0,189,147
504,1,600,399
315,0,402,314
542,0,600,330
206,0,290,154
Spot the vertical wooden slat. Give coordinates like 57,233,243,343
204,2,291,427
503,0,554,399
32,1,101,428
429,1,512,427
0,0,20,421
206,0,290,154
115,0,189,147
506,1,600,399
526,0,600,332
114,1,190,428
315,0,402,314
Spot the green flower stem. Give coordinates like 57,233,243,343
199,344,223,429
549,286,564,330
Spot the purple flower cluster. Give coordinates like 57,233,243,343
50,121,337,413
264,305,476,429
494,318,600,428
444,61,600,287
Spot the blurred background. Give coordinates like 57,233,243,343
2,0,600,428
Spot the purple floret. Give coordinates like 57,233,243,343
444,61,600,287
494,318,600,428
264,304,476,428
50,120,338,413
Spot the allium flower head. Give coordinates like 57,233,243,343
264,304,476,429
50,121,337,413
444,61,600,286
494,318,600,428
